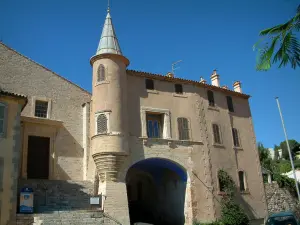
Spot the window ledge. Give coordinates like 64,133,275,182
91,132,124,140
139,137,203,147
173,93,187,98
95,81,110,86
208,106,220,111
147,89,159,94
213,143,225,148
234,146,243,151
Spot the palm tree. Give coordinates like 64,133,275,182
254,5,300,71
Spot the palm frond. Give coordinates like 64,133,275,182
273,32,300,69
256,36,280,71
259,19,294,36
293,13,300,31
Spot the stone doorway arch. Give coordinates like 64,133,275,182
125,158,187,225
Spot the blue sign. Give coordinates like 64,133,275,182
20,187,34,213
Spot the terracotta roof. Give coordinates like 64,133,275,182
0,90,27,99
0,90,28,110
0,42,91,95
127,70,250,99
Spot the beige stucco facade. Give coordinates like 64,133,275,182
0,8,267,224
0,93,27,225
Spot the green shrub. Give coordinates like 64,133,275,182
194,170,249,225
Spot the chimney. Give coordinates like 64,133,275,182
222,85,229,90
233,81,242,93
200,77,206,84
166,72,174,78
211,69,220,87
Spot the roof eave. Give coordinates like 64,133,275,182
127,69,251,99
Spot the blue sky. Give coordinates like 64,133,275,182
1,0,299,148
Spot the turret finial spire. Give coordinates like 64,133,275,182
107,0,110,13
95,0,123,56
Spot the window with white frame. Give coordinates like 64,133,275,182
97,64,106,82
177,117,190,140
97,114,108,134
146,113,163,138
141,107,171,139
35,100,48,118
0,103,7,137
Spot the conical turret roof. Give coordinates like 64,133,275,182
96,10,122,55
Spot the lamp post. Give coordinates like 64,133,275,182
275,97,300,202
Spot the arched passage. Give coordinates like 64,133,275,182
126,158,187,225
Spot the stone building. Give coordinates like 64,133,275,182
0,6,267,225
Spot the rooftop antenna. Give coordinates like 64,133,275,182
107,0,110,12
172,60,182,75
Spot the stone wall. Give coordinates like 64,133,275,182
0,43,92,180
17,179,94,213
264,182,298,214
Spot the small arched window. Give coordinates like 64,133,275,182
97,114,107,134
97,64,105,82
177,117,190,140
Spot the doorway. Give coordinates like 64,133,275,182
126,158,187,225
27,136,50,179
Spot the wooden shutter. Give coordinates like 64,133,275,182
178,117,189,140
213,124,221,144
97,64,105,82
232,128,240,147
97,114,107,134
0,104,4,135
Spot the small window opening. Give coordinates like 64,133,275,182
35,100,48,118
145,79,154,90
207,90,215,107
175,84,183,94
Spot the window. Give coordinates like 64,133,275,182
232,128,240,147
218,170,226,192
177,117,190,140
145,79,154,90
212,124,222,144
207,90,215,107
238,171,246,191
146,113,163,138
35,100,48,118
97,64,105,82
141,107,171,139
175,84,183,94
97,114,108,134
226,96,234,112
0,103,7,137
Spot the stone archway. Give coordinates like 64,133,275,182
125,158,187,225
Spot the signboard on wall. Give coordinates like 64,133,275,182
20,187,34,213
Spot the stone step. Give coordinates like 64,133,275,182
16,211,121,225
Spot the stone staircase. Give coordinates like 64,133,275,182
16,211,121,225
16,179,121,225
